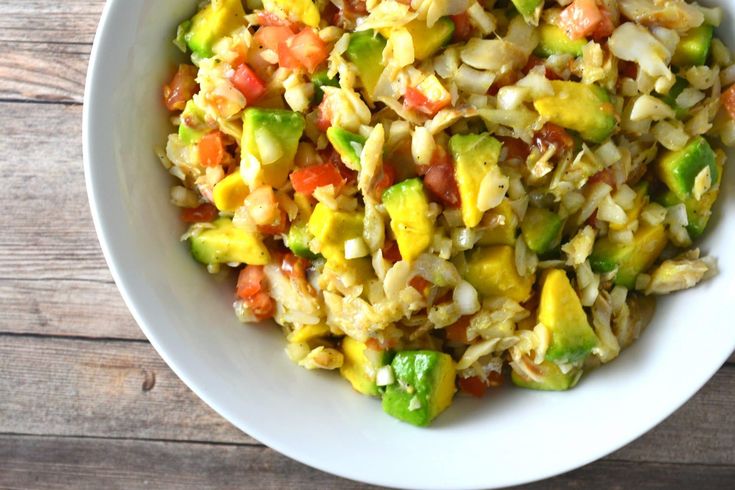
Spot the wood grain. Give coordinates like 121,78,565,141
0,1,104,44
1,434,733,490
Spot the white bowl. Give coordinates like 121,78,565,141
83,2,735,488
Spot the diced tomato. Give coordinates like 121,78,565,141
404,86,450,117
499,136,531,162
280,252,309,281
382,240,402,262
722,84,735,120
486,371,503,388
445,316,470,343
259,209,289,235
320,147,358,183
180,203,218,223
534,123,575,152
236,265,268,299
290,163,345,195
373,164,397,200
590,5,615,41
231,64,266,103
277,41,303,69
409,275,431,296
254,26,295,53
458,376,487,398
618,60,638,80
198,131,225,168
559,0,604,40
344,0,368,17
588,167,617,189
163,64,199,112
248,291,275,320
286,28,329,73
423,149,461,208
316,99,332,132
451,12,472,43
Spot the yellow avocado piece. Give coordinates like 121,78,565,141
185,0,246,58
464,245,534,302
212,169,249,212
538,269,598,363
262,0,320,27
477,199,518,246
382,178,434,262
307,203,364,265
287,324,330,344
340,337,390,397
449,133,503,228
190,217,269,265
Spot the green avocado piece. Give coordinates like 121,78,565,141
345,30,387,99
190,218,270,265
590,224,668,288
656,77,689,120
672,24,714,67
449,133,503,228
383,179,434,263
326,127,366,171
657,137,717,202
184,0,246,58
511,359,581,391
535,24,588,58
534,81,617,143
241,108,305,188
511,0,543,22
520,207,564,256
404,17,455,61
285,221,319,260
464,246,535,303
539,269,598,364
382,351,456,427
340,337,392,397
311,69,339,104
178,99,208,144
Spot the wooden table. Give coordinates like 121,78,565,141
1,1,733,488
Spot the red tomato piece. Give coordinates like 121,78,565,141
534,123,575,152
258,209,289,235
618,60,639,80
287,28,329,73
198,131,225,168
231,64,266,103
254,26,295,53
424,159,461,208
180,203,218,223
280,252,309,281
591,5,615,40
451,12,472,43
381,240,402,262
722,84,735,120
445,316,470,343
162,64,199,112
404,86,450,117
408,275,431,296
498,136,531,162
458,376,487,398
559,0,603,40
588,167,617,189
236,265,267,299
289,163,345,195
248,291,275,320
316,99,333,132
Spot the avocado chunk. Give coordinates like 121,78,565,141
286,221,319,260
511,359,581,391
534,81,617,143
382,351,456,427
478,199,518,246
179,99,208,144
184,0,246,58
340,337,391,397
521,207,564,256
539,269,598,364
590,224,668,288
190,217,269,265
345,30,387,99
326,127,366,171
403,17,454,61
464,246,535,302
212,169,249,212
382,179,434,262
656,77,689,120
449,133,504,228
672,24,714,67
307,203,364,267
657,137,717,202
511,0,543,23
262,0,320,27
311,69,339,104
241,108,305,188
535,24,588,58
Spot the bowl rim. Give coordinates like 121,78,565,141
83,1,735,489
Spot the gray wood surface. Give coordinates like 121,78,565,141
0,1,733,488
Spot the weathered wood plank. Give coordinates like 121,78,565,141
0,42,89,103
0,1,105,44
0,336,253,445
1,434,733,490
0,334,733,465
